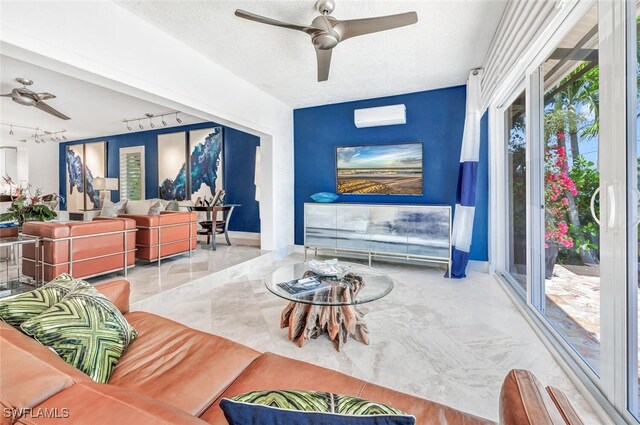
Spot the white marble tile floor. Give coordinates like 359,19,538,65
91,244,267,303
124,252,605,424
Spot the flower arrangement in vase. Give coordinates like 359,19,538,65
0,175,60,227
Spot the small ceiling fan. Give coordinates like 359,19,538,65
235,0,418,82
0,77,70,120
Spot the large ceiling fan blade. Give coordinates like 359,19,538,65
315,48,332,82
235,9,322,35
34,101,71,120
0,93,12,97
35,92,56,101
334,12,418,41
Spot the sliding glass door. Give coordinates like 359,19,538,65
538,4,601,374
494,1,637,421
505,91,527,295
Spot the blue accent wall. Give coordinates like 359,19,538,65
293,85,489,261
59,122,260,233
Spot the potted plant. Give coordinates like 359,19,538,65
544,136,576,279
0,177,59,228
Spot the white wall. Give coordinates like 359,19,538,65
0,0,294,251
0,141,59,196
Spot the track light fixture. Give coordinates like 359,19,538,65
123,111,181,132
145,113,155,128
2,123,66,143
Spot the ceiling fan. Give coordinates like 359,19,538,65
0,77,70,120
235,0,418,82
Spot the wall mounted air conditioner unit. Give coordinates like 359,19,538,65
354,104,406,128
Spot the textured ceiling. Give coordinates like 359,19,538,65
117,0,507,108
0,55,202,144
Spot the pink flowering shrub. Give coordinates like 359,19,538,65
545,133,576,249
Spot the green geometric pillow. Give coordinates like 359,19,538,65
220,390,415,424
0,273,88,327
20,284,138,383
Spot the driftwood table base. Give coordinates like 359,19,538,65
279,273,370,351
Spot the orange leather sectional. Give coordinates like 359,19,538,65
116,211,197,262
21,219,136,282
0,279,585,425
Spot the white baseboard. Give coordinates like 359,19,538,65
467,260,490,273
228,231,260,247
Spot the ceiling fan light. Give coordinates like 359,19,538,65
14,96,37,106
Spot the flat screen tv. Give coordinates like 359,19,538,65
336,142,423,195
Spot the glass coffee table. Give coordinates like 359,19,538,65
266,262,394,351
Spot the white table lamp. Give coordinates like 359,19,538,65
94,177,119,207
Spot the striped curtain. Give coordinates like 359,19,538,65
450,70,483,278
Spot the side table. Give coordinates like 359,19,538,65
0,234,41,298
187,205,240,250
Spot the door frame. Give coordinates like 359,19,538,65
492,82,527,300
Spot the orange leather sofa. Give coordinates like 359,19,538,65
0,279,586,425
114,211,197,263
21,219,136,282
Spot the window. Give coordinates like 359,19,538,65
119,146,145,201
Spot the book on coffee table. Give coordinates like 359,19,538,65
277,276,330,296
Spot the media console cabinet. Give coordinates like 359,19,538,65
304,203,452,272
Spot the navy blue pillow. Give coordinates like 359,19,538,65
220,390,415,425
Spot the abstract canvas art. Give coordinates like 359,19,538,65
65,144,85,212
157,128,223,201
83,142,106,209
189,127,223,201
158,132,187,200
65,141,106,211
336,142,423,195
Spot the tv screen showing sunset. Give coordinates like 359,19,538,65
336,143,423,195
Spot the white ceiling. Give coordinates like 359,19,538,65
0,55,203,145
117,0,507,108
